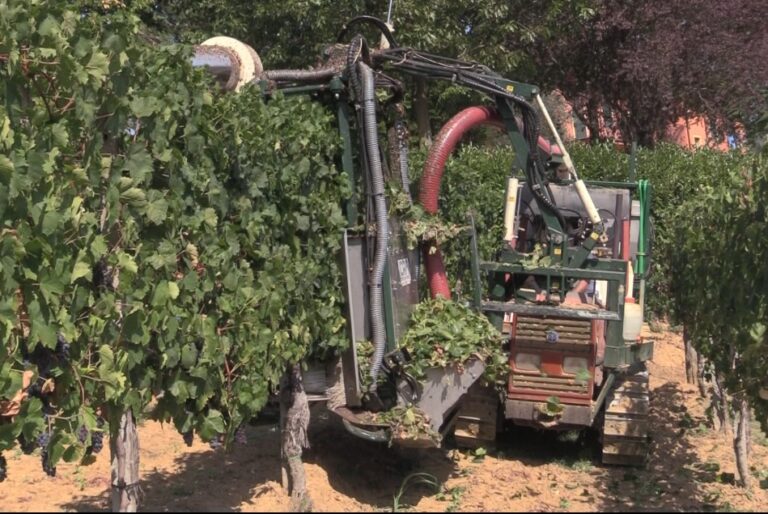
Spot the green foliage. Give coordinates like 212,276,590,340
142,0,595,137
143,0,592,75
388,184,465,256
671,153,768,433
415,141,752,318
537,395,565,417
392,471,441,512
375,405,441,447
435,484,466,512
398,297,507,387
409,145,514,298
569,142,752,318
0,0,348,471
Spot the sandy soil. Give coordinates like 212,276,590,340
1,326,766,512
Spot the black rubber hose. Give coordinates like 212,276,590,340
336,15,398,48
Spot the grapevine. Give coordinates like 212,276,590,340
0,0,349,487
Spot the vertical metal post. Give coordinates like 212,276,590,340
604,276,626,368
467,214,483,311
336,98,358,227
382,262,397,352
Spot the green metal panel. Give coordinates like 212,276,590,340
335,99,359,228
603,279,626,369
480,262,628,281
382,262,397,351
467,215,483,311
591,373,616,420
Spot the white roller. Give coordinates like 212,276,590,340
503,177,519,242
200,36,263,91
535,94,603,226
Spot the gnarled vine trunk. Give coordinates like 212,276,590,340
683,326,699,386
280,363,313,512
733,395,752,488
696,351,707,398
110,409,141,512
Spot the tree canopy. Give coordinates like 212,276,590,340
527,0,768,146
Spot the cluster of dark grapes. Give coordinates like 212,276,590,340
0,453,7,482
17,433,38,455
182,431,194,447
22,333,72,411
83,417,106,456
37,424,56,477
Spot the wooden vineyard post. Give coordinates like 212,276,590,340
110,409,141,512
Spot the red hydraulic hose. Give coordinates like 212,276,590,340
419,105,561,299
420,106,499,298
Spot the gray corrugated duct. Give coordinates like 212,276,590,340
264,67,339,82
359,62,389,391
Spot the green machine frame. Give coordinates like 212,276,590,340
256,48,654,371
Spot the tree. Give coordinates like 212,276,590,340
527,0,768,147
141,0,594,142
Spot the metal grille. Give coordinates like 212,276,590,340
515,316,592,346
510,374,589,394
510,316,593,397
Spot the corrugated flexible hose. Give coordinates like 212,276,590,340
359,62,389,391
419,106,504,299
419,105,563,299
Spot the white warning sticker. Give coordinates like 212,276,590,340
397,258,412,286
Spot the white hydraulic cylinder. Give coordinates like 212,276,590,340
503,177,520,243
574,178,603,225
534,94,603,226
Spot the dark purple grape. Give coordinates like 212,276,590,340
17,434,37,455
0,454,7,482
55,334,70,361
77,425,89,444
41,448,56,477
37,431,51,449
38,427,56,477
86,417,105,455
208,435,222,450
90,431,104,455
27,382,42,398
235,427,247,445
182,431,194,447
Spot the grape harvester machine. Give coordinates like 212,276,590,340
191,15,654,465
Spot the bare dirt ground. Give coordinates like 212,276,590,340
1,326,767,512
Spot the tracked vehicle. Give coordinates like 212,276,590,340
192,16,654,465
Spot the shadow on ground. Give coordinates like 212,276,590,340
302,405,456,510
60,421,285,513
592,381,718,512
58,381,725,512
58,405,455,512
